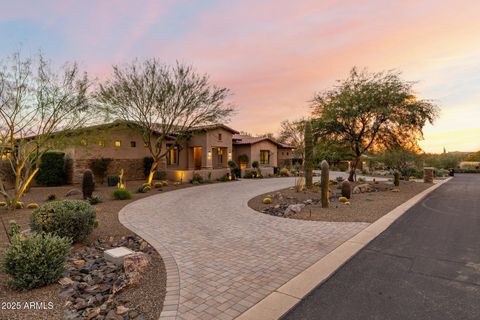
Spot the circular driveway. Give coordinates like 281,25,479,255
119,177,368,320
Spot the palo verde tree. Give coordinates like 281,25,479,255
0,52,90,210
278,119,305,160
312,67,439,181
95,59,234,184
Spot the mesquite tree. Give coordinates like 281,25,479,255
0,52,90,210
304,120,313,188
312,68,439,181
278,119,305,161
95,59,234,184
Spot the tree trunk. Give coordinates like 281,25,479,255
348,157,360,182
147,160,159,185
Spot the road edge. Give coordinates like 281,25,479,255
235,178,452,320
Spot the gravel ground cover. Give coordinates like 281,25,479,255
249,180,431,223
0,180,195,320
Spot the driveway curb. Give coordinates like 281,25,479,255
235,178,452,320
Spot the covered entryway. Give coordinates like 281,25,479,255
193,147,202,170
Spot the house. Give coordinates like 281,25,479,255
28,121,293,184
232,134,294,176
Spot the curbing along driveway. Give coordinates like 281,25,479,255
282,175,480,320
119,175,367,320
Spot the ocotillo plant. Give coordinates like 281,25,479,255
304,120,313,189
321,160,329,208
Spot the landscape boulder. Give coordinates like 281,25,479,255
284,203,305,216
353,183,375,194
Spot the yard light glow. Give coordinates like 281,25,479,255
207,150,212,160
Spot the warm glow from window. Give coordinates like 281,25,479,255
114,140,121,147
98,140,105,147
80,139,87,146
260,150,270,164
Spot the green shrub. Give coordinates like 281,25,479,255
89,196,102,205
82,169,95,199
243,170,256,179
252,161,259,169
107,175,120,186
455,168,480,173
46,194,58,202
30,200,97,243
191,173,203,184
89,158,112,184
358,177,366,183
338,163,348,172
113,188,132,200
35,152,66,186
2,233,71,290
336,176,345,182
154,182,163,188
217,174,229,182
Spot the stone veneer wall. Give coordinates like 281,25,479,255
70,158,145,184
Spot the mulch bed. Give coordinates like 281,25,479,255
0,180,196,320
248,180,431,223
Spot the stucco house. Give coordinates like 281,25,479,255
31,121,293,183
232,134,293,176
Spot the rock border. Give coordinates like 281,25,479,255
236,178,452,320
119,203,180,320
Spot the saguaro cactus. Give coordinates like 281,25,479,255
304,120,313,189
321,160,329,208
394,171,400,186
82,169,95,199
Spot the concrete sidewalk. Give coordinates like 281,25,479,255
284,174,480,320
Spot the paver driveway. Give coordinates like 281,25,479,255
119,177,368,320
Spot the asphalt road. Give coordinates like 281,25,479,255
283,174,480,320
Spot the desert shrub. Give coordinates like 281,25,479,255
279,168,291,177
191,173,203,184
0,201,7,208
30,200,97,243
358,177,366,183
35,152,66,186
89,196,102,205
137,183,151,193
113,188,132,200
400,167,418,180
154,182,163,188
107,175,120,187
329,179,338,185
338,163,348,172
89,158,112,184
217,174,229,182
8,220,20,238
154,170,167,180
27,203,39,209
46,194,58,202
336,176,345,182
455,168,480,173
252,161,259,169
2,232,71,290
82,169,95,199
243,170,256,179
341,181,352,199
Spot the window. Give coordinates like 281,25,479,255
218,133,222,141
114,140,121,148
286,152,289,156
80,139,87,146
130,141,136,148
98,140,105,147
217,148,223,165
260,150,270,164
166,144,179,165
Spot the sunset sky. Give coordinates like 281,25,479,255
1,0,479,153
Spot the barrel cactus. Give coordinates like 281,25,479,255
321,160,329,208
341,180,352,199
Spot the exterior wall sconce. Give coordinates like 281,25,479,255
228,151,232,160
207,150,212,160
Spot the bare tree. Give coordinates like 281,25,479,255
278,119,305,160
95,59,234,184
0,52,90,210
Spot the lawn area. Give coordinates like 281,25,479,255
249,180,431,223
0,180,194,320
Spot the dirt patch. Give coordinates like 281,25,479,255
248,181,431,223
0,180,196,320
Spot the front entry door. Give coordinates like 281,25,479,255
193,147,202,170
